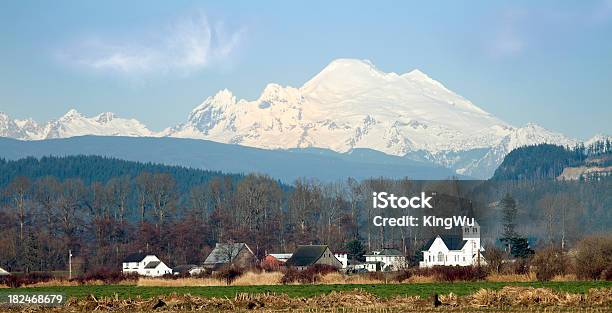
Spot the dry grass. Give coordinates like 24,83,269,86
404,275,437,283
553,274,579,282
470,286,612,307
18,278,136,287
318,272,387,285
137,277,222,287
232,271,283,285
137,271,284,287
486,273,535,282
7,287,609,312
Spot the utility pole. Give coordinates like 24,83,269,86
68,250,73,280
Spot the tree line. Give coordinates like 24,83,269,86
0,156,609,274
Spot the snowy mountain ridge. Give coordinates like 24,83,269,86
0,110,152,140
0,59,595,178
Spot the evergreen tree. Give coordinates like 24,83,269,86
346,239,366,262
501,193,517,239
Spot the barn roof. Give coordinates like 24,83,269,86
268,253,293,261
173,264,197,273
286,245,329,267
423,235,468,251
123,253,147,263
144,261,161,269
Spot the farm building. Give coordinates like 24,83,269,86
419,222,486,267
261,253,292,269
334,251,348,269
0,267,10,276
172,264,199,275
353,261,383,272
122,253,172,277
286,245,342,270
364,248,405,271
203,243,256,269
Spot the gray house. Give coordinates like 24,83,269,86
203,243,256,269
286,245,342,270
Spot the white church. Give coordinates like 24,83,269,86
419,222,486,267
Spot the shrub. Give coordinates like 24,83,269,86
0,272,54,288
415,266,487,282
511,257,531,275
214,266,244,285
532,246,567,281
484,245,506,274
75,267,136,284
575,235,612,280
281,265,338,284
393,269,412,282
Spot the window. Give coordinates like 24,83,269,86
437,252,444,263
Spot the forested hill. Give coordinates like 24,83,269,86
0,155,244,192
492,140,611,180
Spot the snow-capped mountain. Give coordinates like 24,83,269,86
166,59,514,155
0,59,598,178
456,124,579,177
0,110,153,140
0,112,30,140
164,59,577,177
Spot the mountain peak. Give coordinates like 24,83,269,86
315,58,384,78
404,69,429,80
62,109,82,119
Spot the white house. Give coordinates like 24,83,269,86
353,261,383,272
363,248,405,271
122,253,172,277
419,222,486,267
334,252,348,269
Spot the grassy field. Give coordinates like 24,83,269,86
1,281,610,299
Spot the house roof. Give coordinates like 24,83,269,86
173,264,197,273
204,243,253,265
364,248,403,256
123,253,148,263
423,235,468,251
286,245,329,267
268,253,292,260
144,261,161,269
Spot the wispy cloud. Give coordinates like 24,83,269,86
487,8,528,58
60,13,245,76
485,1,612,59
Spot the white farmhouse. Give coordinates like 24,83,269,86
334,251,348,269
122,253,172,277
364,248,405,271
419,223,486,267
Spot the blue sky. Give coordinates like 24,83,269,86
0,1,611,139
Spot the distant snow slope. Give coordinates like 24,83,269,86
0,110,153,140
0,59,592,178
